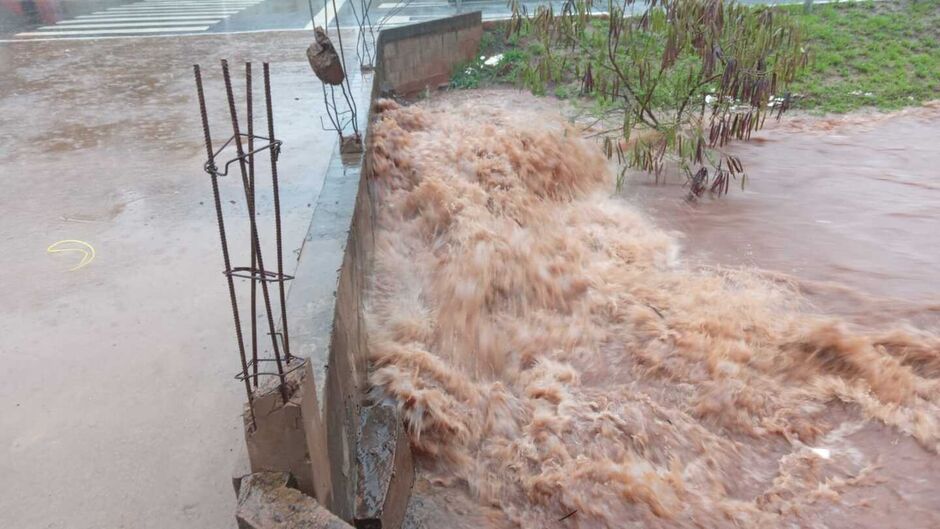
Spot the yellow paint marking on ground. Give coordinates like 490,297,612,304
47,240,96,271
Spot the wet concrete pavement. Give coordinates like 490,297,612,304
0,29,366,528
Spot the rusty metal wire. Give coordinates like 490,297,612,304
247,62,258,387
264,63,292,362
194,61,297,412
221,59,289,403
235,357,307,383
193,64,255,426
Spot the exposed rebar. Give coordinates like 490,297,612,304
263,62,292,362
328,0,359,136
221,59,289,403
246,62,259,388
193,64,255,424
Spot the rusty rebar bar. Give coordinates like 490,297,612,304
246,62,259,388
328,0,359,136
263,62,291,361
221,59,289,403
193,64,255,424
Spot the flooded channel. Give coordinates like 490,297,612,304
366,90,940,528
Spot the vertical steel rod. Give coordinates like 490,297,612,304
263,63,291,361
221,59,289,403
328,0,359,136
193,64,256,423
246,62,259,388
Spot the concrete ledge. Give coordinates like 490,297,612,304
375,12,481,44
287,151,374,520
236,472,352,529
354,402,414,529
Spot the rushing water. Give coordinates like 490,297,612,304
366,91,940,528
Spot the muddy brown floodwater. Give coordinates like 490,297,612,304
367,90,940,529
624,102,940,332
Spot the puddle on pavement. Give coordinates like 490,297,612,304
368,90,940,528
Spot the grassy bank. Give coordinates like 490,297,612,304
459,0,940,114
786,0,939,112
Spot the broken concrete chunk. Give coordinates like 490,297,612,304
341,134,363,155
354,402,414,529
237,472,352,529
307,27,346,86
243,360,332,506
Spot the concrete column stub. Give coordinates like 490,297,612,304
242,359,333,507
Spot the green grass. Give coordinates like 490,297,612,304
462,0,940,114
785,0,940,112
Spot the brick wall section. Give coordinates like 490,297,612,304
375,12,483,96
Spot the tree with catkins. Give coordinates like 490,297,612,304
507,0,809,197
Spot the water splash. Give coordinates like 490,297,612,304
365,93,940,528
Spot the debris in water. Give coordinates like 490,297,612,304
484,54,504,67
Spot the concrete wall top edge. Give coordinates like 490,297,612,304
376,11,481,48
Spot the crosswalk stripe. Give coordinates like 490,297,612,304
39,21,221,29
378,2,447,7
64,16,231,22
123,1,260,5
93,11,240,16
132,1,260,4
132,1,259,3
303,0,348,30
16,26,211,37
103,6,245,11
377,15,411,24
87,9,240,14
104,2,259,7
111,3,255,7
16,0,260,39
95,10,240,15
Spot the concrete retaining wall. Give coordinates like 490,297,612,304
376,13,483,96
244,12,483,528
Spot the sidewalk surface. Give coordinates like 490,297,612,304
0,28,366,529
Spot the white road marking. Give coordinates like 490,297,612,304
303,0,349,30
39,21,221,29
86,10,240,15
377,15,411,24
93,10,240,16
101,7,243,13
17,26,211,37
127,1,260,5
379,2,446,6
15,0,260,39
65,15,229,22
134,1,259,4
103,4,255,9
